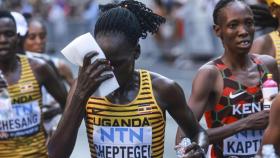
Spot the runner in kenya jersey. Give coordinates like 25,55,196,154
176,0,279,157
205,57,269,157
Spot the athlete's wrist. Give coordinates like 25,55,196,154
72,91,90,105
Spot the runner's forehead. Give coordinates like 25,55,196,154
219,2,253,24
0,18,16,31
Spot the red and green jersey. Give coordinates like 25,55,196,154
205,56,269,158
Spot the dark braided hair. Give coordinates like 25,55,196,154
95,0,165,45
213,0,246,25
250,4,278,29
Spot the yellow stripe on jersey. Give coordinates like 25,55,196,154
86,70,165,158
270,31,280,65
0,55,47,158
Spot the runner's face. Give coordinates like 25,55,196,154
96,33,139,87
0,18,17,61
214,2,255,54
24,21,46,53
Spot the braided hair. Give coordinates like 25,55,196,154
250,4,278,29
95,0,165,45
213,0,246,25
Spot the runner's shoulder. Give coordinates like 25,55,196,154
149,71,178,92
195,59,221,81
252,53,277,66
251,34,274,56
149,71,183,96
24,55,53,74
253,34,272,47
149,71,185,108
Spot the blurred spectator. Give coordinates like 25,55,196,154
5,0,22,12
152,0,185,62
152,0,223,68
48,1,67,46
200,0,223,57
172,0,222,68
82,0,99,30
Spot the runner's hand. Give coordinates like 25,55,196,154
76,52,113,98
175,142,205,158
245,110,269,130
260,94,278,104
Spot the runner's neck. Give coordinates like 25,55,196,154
107,71,140,104
0,55,19,74
221,53,252,70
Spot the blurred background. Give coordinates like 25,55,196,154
0,0,224,67
0,0,265,157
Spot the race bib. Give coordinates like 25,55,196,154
93,125,152,158
0,97,12,120
0,100,41,139
223,130,263,157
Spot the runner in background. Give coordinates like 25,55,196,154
0,10,67,157
250,0,280,79
247,0,276,37
176,0,279,157
48,1,208,158
24,16,74,86
11,11,70,137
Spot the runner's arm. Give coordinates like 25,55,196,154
57,60,74,86
176,66,221,144
37,61,68,109
169,82,208,151
152,73,208,152
48,52,113,158
206,111,269,144
48,80,86,158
